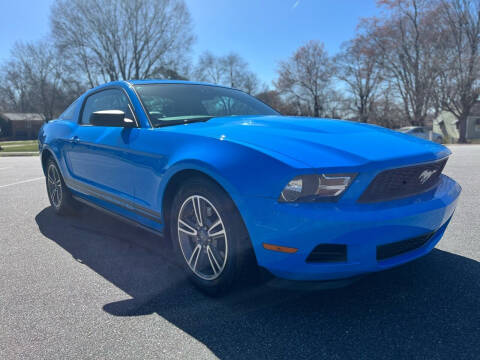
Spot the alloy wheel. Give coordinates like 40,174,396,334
47,164,63,208
177,195,228,280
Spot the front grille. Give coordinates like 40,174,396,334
359,158,447,203
306,244,347,263
376,232,435,261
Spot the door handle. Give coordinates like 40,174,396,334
71,136,79,144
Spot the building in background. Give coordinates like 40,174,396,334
434,104,480,143
465,103,480,141
434,111,459,143
0,113,45,140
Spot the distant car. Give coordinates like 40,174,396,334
38,80,460,295
398,126,443,143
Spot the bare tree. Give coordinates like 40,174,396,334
322,89,352,119
50,0,195,87
438,0,480,143
275,40,334,117
221,53,249,89
255,90,299,115
194,51,260,94
363,0,444,126
370,82,407,128
0,41,84,119
194,51,225,84
239,71,260,95
336,34,383,122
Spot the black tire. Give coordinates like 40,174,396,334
169,177,253,296
45,159,79,216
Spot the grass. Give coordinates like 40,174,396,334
0,140,38,153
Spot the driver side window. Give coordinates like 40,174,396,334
81,89,134,125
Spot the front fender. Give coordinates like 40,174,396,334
160,160,241,200
155,140,299,226
164,137,298,198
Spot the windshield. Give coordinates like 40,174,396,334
134,83,279,127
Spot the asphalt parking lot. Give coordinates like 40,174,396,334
0,146,479,359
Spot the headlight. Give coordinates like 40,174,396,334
279,173,356,202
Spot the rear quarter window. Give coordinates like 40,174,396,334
59,99,80,121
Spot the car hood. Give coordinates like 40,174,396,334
164,115,450,169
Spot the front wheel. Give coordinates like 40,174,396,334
170,177,252,296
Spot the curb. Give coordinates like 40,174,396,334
0,152,39,157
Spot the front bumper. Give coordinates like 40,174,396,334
240,175,461,281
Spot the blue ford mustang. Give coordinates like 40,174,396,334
38,80,461,295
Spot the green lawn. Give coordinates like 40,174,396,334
0,140,38,153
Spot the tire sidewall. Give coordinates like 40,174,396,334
46,159,71,215
170,177,244,294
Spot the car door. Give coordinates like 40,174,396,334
64,88,138,206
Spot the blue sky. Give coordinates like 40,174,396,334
0,0,380,86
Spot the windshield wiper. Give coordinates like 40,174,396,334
153,116,214,128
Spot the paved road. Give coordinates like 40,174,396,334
0,146,479,359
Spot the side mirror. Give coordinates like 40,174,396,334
89,110,136,128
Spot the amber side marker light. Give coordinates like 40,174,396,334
263,243,298,253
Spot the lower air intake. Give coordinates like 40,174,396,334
376,232,435,261
306,244,347,263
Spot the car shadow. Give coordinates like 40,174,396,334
35,206,480,359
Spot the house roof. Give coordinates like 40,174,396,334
0,113,45,122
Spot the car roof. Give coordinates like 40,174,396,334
85,79,234,95
127,79,225,87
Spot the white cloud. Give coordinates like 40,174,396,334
292,0,301,9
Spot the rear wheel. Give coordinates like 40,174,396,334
170,177,252,296
45,159,78,215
